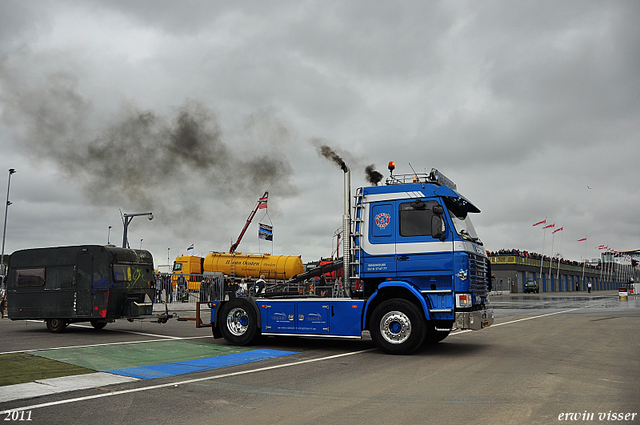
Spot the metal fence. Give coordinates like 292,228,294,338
154,273,346,304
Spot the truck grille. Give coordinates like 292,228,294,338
469,254,488,298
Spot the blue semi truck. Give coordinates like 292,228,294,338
208,163,493,354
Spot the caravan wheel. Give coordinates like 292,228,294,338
46,319,67,333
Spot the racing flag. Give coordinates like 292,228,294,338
258,193,268,209
258,223,273,241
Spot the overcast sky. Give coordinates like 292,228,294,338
1,0,639,270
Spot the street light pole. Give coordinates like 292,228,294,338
1,168,17,288
108,226,112,245
121,212,153,248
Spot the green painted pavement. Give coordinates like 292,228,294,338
0,353,94,386
34,340,252,371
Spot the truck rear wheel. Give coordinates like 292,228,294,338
46,318,67,333
219,299,260,346
370,299,426,354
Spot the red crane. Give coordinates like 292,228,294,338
229,191,268,254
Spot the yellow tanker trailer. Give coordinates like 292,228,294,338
203,252,303,280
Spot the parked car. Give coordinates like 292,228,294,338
524,280,539,293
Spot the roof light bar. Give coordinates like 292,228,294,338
385,163,457,190
429,168,457,190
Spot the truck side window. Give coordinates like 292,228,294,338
15,268,46,287
173,263,182,271
399,200,440,237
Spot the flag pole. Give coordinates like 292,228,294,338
534,218,547,290
580,236,587,290
555,228,563,284
548,231,555,290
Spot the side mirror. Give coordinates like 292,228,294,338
432,204,444,215
431,215,446,241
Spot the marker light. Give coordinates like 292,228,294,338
456,293,472,308
388,161,395,173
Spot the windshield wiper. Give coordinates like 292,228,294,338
460,229,483,246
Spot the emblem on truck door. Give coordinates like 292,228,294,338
375,212,391,228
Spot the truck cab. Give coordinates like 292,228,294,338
351,167,492,352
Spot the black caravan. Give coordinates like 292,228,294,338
6,245,155,332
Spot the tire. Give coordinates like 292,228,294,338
46,318,67,333
219,299,260,346
90,320,107,330
370,299,426,355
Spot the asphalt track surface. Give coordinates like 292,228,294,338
1,291,638,425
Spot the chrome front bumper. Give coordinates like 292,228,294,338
455,308,494,330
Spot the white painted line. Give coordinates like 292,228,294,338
0,336,210,356
446,308,580,337
0,348,378,414
66,322,186,339
490,308,580,326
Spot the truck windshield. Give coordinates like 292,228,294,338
444,198,482,245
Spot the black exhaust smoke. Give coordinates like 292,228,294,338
315,142,348,173
365,165,384,185
0,59,298,232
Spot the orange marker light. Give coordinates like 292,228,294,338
388,161,396,172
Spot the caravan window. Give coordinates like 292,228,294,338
46,266,75,289
15,268,46,287
113,265,132,283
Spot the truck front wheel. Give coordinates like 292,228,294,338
370,299,426,354
219,299,260,346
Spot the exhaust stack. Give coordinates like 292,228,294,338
343,167,352,297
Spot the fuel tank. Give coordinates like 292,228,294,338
203,251,303,280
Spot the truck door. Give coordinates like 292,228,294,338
76,252,93,316
395,199,453,278
363,202,396,274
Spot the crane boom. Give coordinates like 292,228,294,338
229,191,268,254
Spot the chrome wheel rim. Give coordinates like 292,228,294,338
226,307,249,336
379,311,411,345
